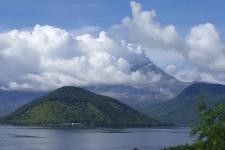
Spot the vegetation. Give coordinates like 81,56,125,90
162,144,195,150
141,83,225,125
163,102,225,150
0,86,160,127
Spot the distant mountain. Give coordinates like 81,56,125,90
140,83,225,125
89,62,189,106
1,86,160,127
0,90,45,117
0,60,189,117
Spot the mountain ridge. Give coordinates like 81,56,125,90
140,82,225,125
0,61,189,117
89,62,190,106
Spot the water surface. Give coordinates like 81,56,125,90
0,125,193,150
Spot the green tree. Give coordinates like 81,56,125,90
191,103,225,150
163,102,225,150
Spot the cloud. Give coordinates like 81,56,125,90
111,1,225,84
110,1,186,69
0,24,161,91
122,1,181,48
166,65,177,75
186,23,225,72
1,1,225,91
173,23,225,83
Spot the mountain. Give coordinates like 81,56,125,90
1,86,159,127
140,83,225,125
0,90,45,117
88,62,189,107
0,60,188,117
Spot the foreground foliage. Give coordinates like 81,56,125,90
163,102,225,150
162,144,195,150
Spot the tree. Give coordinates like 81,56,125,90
163,102,225,150
191,103,225,150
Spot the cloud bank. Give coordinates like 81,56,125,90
0,1,225,91
0,25,159,91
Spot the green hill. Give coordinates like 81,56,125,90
141,83,225,126
0,86,159,127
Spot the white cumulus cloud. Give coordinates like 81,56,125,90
0,24,161,91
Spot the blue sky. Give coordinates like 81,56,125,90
0,0,225,91
1,0,225,35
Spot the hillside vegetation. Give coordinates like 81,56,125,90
141,83,225,125
1,86,159,127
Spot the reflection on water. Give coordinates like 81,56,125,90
0,125,194,150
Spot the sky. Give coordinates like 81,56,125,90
0,0,225,91
1,0,225,34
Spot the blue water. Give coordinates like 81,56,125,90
0,125,194,150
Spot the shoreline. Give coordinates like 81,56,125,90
0,122,176,129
